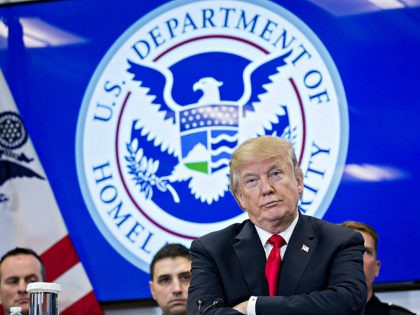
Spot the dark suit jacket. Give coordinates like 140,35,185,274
187,213,367,315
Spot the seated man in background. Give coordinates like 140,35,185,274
342,221,416,315
149,243,191,315
0,247,45,315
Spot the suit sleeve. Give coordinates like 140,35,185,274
187,238,242,315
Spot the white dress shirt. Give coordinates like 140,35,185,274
246,214,299,315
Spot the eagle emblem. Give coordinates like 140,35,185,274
124,50,294,204
77,0,349,267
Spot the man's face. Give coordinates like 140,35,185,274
236,155,303,230
360,231,381,296
149,256,191,315
0,254,43,315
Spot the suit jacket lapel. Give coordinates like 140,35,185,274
233,220,268,296
279,214,317,296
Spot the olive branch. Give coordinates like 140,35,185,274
125,138,180,203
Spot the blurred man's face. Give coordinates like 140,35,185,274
149,256,191,315
0,254,43,315
360,231,381,300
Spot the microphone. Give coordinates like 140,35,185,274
197,298,203,315
200,298,224,315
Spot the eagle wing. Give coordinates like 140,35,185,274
127,60,180,156
0,160,44,186
238,50,293,142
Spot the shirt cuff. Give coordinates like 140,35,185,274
247,296,258,315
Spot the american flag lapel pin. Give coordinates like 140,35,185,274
301,244,309,253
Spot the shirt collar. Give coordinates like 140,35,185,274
255,212,299,247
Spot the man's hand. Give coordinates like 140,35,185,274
233,301,248,314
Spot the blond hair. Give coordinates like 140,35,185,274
229,136,303,203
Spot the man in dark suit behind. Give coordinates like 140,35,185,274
342,221,416,315
187,136,366,315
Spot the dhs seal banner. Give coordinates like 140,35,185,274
76,0,349,271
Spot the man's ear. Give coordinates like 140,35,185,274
149,281,156,299
374,259,381,277
296,168,304,197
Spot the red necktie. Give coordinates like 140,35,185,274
265,234,286,296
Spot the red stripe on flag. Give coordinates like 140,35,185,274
40,235,79,281
60,291,103,315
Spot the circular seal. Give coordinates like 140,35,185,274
0,111,28,150
76,0,348,271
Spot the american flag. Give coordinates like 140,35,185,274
0,69,103,315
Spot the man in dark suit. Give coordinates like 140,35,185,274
342,221,416,315
187,136,366,314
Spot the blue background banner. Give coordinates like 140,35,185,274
1,0,419,302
